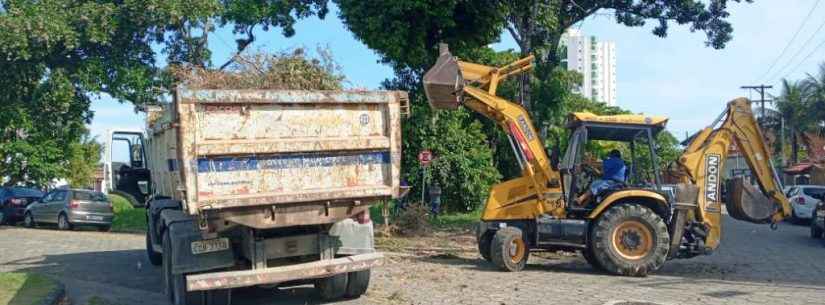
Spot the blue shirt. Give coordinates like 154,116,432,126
602,156,626,182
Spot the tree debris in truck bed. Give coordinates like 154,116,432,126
170,48,344,90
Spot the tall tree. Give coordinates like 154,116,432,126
775,79,810,165
0,0,331,185
336,0,752,117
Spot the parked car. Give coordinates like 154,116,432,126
24,189,113,231
786,185,825,222
0,187,44,225
811,199,825,240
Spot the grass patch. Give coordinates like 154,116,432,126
0,272,57,305
370,200,481,233
109,193,146,233
86,296,121,305
431,210,481,231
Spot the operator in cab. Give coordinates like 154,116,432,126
576,149,627,206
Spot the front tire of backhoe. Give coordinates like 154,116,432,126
591,204,669,277
490,226,529,272
477,231,493,262
316,273,348,300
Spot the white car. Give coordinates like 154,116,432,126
785,185,825,220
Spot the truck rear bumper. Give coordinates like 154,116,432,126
186,252,383,292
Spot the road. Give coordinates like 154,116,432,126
1,217,824,305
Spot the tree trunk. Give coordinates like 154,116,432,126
791,130,799,164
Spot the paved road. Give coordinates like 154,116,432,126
1,217,824,305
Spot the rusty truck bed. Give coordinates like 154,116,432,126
146,89,404,220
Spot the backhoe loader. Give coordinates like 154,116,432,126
422,44,792,276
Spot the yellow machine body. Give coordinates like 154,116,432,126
423,44,791,262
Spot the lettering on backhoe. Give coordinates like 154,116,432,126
517,115,534,141
704,154,722,212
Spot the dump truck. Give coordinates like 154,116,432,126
104,88,406,305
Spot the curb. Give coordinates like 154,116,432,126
41,281,66,305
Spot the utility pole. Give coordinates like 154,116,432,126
740,85,773,122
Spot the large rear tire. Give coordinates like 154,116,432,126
344,270,370,298
490,226,529,272
591,204,669,277
316,273,348,300
581,246,604,271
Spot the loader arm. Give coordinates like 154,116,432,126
424,44,560,215
676,97,792,250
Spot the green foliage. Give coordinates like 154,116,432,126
335,0,505,71
66,135,102,188
0,0,331,186
109,193,146,232
401,98,501,213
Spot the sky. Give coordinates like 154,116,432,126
90,1,825,151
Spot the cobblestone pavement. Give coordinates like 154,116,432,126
2,216,824,305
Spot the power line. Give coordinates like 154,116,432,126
781,36,825,78
756,0,821,82
766,7,825,82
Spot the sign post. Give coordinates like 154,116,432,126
418,150,433,204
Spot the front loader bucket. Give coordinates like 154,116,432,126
725,177,775,223
423,44,464,110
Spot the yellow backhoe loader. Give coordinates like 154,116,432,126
422,44,792,276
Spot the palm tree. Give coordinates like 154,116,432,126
802,62,825,136
774,79,810,165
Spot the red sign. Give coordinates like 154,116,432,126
418,150,433,166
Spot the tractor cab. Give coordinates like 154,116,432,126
559,112,670,210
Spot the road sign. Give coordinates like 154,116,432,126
418,150,433,166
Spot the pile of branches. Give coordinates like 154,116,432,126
170,48,344,90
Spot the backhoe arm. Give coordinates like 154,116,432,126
677,98,791,249
424,44,560,216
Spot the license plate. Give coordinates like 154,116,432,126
87,215,103,221
191,238,230,255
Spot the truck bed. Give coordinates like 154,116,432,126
147,89,404,219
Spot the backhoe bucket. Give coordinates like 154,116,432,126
423,44,464,109
725,177,775,223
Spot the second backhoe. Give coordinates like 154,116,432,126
423,44,792,276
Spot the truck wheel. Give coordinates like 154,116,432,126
58,213,73,230
316,273,348,300
811,220,823,239
146,229,163,266
163,231,204,305
591,204,669,277
344,270,370,298
490,226,529,272
477,231,493,262
581,246,604,272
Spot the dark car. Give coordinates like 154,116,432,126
811,195,825,241
0,187,44,225
24,189,113,231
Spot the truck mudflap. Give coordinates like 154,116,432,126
186,252,383,292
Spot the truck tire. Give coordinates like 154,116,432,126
490,226,529,272
146,229,163,266
163,231,203,305
477,231,493,262
591,204,669,277
316,273,348,300
344,270,371,298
